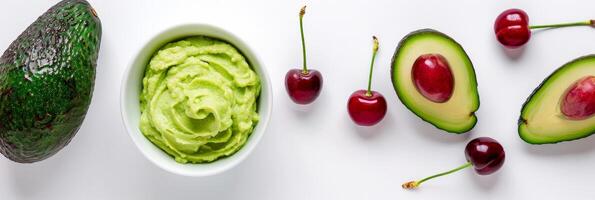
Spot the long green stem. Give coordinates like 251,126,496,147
529,20,594,29
402,162,472,189
299,6,308,74
366,36,379,97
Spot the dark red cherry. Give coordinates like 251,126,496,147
412,54,454,103
347,90,387,126
465,137,505,175
402,137,506,189
494,8,531,48
285,69,323,105
286,6,323,105
561,76,595,120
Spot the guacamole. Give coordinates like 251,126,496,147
139,36,260,163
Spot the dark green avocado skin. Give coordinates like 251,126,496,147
0,0,101,163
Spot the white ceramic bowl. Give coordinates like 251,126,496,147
120,24,272,176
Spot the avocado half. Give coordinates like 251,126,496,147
519,55,595,144
391,29,480,133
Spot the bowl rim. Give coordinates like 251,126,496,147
120,23,272,177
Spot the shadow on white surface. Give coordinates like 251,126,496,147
7,153,75,198
499,45,527,60
522,135,595,156
468,166,503,192
286,99,322,115
405,113,471,143
350,110,396,140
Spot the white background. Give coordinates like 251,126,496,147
1,0,594,199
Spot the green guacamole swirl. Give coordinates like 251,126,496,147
139,36,260,163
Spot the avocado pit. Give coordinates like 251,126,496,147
411,54,455,103
561,76,595,120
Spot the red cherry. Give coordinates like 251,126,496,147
402,137,506,189
561,76,595,120
412,54,454,103
494,8,531,48
285,69,323,105
347,90,387,126
347,36,386,126
285,6,323,105
465,137,506,175
494,9,594,49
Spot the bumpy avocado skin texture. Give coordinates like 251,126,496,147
519,55,595,144
0,0,101,163
391,29,480,134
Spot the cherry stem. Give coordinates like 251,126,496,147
402,162,472,190
529,20,594,29
299,5,308,74
366,36,379,97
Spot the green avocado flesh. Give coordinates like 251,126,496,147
0,0,101,163
391,29,479,133
140,36,260,164
519,55,595,144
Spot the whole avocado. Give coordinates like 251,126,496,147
0,0,101,163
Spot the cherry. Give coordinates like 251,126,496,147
347,36,387,126
285,5,323,105
348,90,387,126
464,137,506,175
411,54,454,103
495,8,594,48
561,76,595,120
494,9,531,48
285,69,323,104
402,137,505,189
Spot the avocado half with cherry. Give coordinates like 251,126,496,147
519,55,595,144
391,29,479,133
